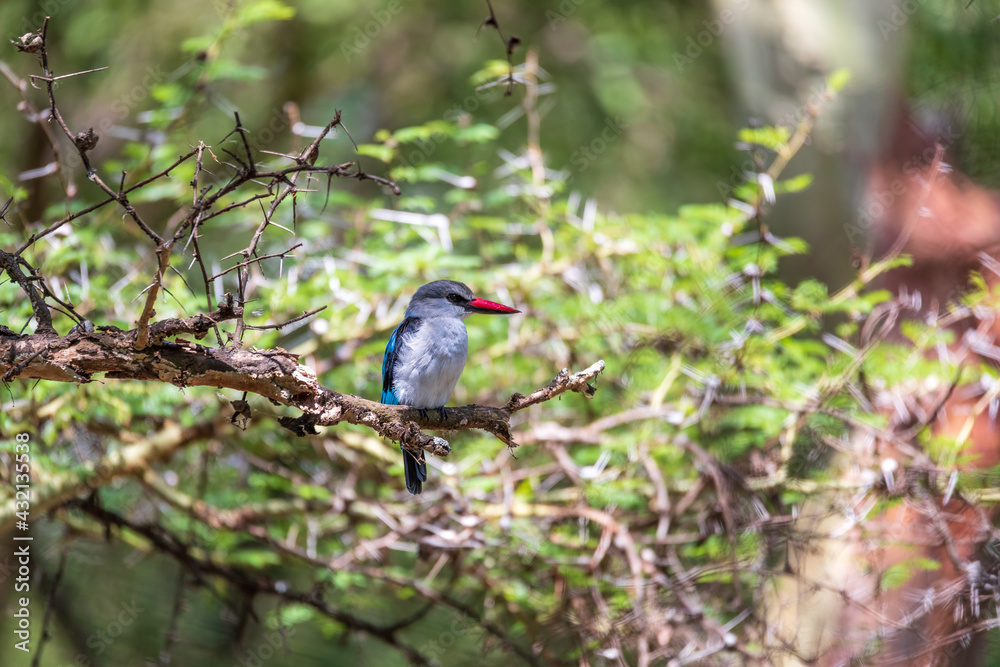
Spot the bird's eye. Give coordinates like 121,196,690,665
447,293,462,304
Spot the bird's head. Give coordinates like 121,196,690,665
405,280,520,319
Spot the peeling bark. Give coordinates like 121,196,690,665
0,305,605,457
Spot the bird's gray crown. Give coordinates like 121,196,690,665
405,280,476,319
411,280,475,303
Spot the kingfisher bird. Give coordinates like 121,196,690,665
381,280,520,494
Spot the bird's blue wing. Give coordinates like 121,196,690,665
382,316,427,494
381,317,420,405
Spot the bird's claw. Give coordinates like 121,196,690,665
438,406,448,420
418,408,429,420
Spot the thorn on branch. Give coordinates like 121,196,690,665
0,196,12,225
480,0,518,96
232,111,255,170
243,305,327,332
0,249,56,335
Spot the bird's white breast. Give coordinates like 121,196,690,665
392,317,469,408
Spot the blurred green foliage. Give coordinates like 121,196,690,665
1,1,999,665
0,0,742,218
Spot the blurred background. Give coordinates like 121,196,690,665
2,0,998,288
3,0,1000,665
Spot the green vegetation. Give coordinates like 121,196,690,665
2,1,1000,665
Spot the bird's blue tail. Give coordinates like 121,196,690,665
402,446,427,494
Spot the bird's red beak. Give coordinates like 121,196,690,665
466,297,520,314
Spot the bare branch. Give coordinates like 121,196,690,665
0,318,605,457
67,500,433,665
0,249,56,335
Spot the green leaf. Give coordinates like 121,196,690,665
356,144,395,163
775,173,813,194
791,279,829,313
828,68,851,93
297,484,332,501
235,0,296,26
455,124,499,143
738,126,791,151
393,122,453,143
881,558,940,591
180,35,215,53
270,604,315,628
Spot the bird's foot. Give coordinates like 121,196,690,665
418,408,429,420
438,406,448,420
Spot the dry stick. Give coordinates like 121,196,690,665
137,115,397,347
23,264,84,325
170,143,395,254
244,305,326,332
15,149,199,255
208,243,303,281
521,48,555,267
153,111,398,346
480,0,519,96
20,29,402,353
30,546,68,667
0,320,605,460
141,471,332,530
186,219,224,344
229,111,342,343
35,17,164,246
0,61,74,201
175,501,471,625
0,250,55,334
159,446,213,665
133,242,174,350
363,568,544,667
68,500,432,666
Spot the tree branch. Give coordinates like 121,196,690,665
0,420,216,534
0,249,56,335
0,314,605,457
67,499,433,665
